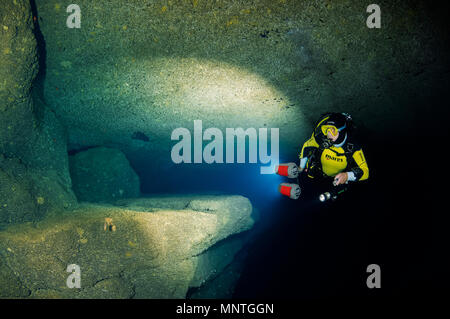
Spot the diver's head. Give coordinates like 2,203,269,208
322,113,348,144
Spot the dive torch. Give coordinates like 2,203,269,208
319,179,349,202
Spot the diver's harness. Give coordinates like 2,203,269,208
305,137,355,180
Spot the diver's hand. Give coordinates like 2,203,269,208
333,172,348,186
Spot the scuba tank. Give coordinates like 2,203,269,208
276,163,301,199
278,183,301,200
275,162,299,178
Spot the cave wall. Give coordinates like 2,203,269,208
0,0,38,160
0,0,76,227
2,0,449,221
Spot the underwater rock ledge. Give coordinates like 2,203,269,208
0,194,256,298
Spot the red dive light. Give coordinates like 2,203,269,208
275,162,299,178
278,183,301,200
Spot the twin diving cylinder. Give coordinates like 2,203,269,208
275,163,301,200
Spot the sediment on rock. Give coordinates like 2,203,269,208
0,195,256,298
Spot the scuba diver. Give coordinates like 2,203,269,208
276,112,369,202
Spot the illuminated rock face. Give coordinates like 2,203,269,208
33,0,448,182
0,195,256,298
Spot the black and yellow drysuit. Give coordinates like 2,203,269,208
299,113,369,183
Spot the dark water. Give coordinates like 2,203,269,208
232,138,433,298
130,130,435,298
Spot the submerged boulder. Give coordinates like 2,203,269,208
0,195,256,298
69,147,140,203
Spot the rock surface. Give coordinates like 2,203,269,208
188,232,251,299
0,0,77,226
69,147,140,203
0,195,256,298
29,0,450,191
0,0,38,159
